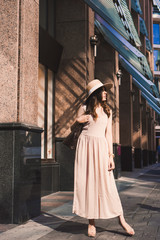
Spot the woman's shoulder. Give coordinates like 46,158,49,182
77,104,87,117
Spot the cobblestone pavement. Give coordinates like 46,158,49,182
0,163,160,240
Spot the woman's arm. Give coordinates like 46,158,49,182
105,110,115,171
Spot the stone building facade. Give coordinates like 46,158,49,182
0,0,159,223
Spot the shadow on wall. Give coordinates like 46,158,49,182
55,57,87,138
55,59,116,138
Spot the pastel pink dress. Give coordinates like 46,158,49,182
72,106,123,219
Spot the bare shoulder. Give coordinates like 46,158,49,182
77,105,86,117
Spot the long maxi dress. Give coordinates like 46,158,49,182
72,106,123,219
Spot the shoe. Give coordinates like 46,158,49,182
88,224,96,237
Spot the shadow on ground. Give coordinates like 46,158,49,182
34,212,129,238
137,204,160,212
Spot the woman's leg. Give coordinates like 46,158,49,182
119,214,135,236
89,219,95,226
88,219,96,237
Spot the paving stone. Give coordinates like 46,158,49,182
39,230,73,240
96,232,127,240
126,230,143,239
0,224,17,234
157,226,160,235
142,225,159,237
148,214,160,226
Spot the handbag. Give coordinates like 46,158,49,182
63,121,83,149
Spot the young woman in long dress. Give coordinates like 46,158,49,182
72,79,135,237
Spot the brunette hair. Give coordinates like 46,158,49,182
86,87,111,119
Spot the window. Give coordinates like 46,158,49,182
39,0,56,160
153,23,160,44
154,49,160,71
39,0,55,38
38,64,55,159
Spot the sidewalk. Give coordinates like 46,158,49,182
0,163,160,240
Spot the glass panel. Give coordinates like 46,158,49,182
39,0,47,30
154,50,160,71
146,37,152,52
153,23,160,44
140,17,148,37
39,0,55,37
38,64,45,158
47,69,53,159
131,0,142,14
48,0,55,37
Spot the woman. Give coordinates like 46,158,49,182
72,79,135,237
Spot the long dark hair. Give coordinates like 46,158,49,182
86,87,111,120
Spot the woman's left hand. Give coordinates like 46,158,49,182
108,157,115,171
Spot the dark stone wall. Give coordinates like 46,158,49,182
0,130,14,223
55,138,75,191
41,161,60,197
0,123,42,224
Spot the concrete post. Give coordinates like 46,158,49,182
95,36,120,178
0,0,42,223
133,85,143,168
55,0,95,190
55,0,94,138
119,69,134,171
142,98,149,166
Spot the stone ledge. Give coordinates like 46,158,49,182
0,122,43,133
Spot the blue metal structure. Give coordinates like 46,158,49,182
141,92,160,115
119,55,160,98
95,15,153,80
83,0,141,46
132,78,160,107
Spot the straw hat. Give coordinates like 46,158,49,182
86,79,113,100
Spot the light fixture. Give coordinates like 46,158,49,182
156,59,160,71
130,90,135,102
116,69,122,85
140,103,143,111
90,35,98,57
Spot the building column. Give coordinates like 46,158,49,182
153,111,157,163
133,85,143,168
148,108,153,164
119,69,134,171
0,0,42,223
95,36,120,178
126,0,131,10
150,109,156,164
55,0,95,190
142,98,149,166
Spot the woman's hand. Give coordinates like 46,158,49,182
108,157,115,171
76,114,90,123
